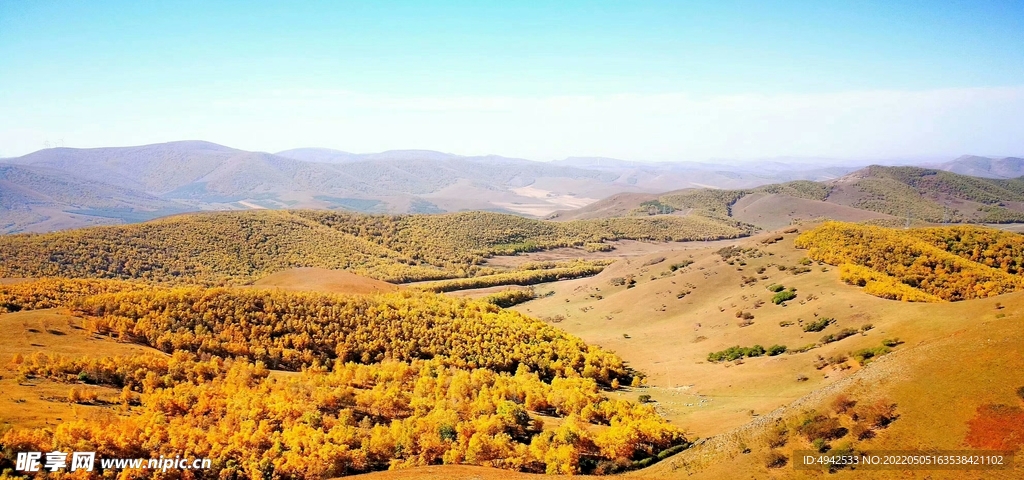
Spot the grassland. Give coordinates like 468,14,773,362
0,210,749,286
638,289,1024,479
496,223,1024,479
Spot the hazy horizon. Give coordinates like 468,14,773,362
2,1,1023,161
1,138,997,167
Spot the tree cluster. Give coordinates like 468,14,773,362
5,353,684,477
70,287,630,385
418,263,607,293
796,222,1024,301
0,278,152,313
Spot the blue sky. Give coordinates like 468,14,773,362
1,1,1023,160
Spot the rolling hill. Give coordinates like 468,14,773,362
0,164,188,233
501,224,1024,479
551,166,1024,229
3,210,1024,478
2,141,869,233
0,209,749,285
937,155,1024,179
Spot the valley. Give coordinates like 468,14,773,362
5,1,1022,478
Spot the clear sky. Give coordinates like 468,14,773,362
1,1,1023,161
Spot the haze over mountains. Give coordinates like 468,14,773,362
936,154,1024,179
0,140,1021,234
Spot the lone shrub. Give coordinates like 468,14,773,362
768,345,787,356
881,338,902,347
803,317,835,332
765,451,788,469
853,346,891,365
856,400,899,429
820,328,858,344
831,394,857,414
772,290,797,304
669,260,693,271
766,426,788,448
68,387,97,404
797,414,847,442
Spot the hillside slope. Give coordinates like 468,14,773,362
507,224,1020,429
796,222,1024,301
826,166,1024,223
551,166,1024,229
3,218,1024,479
639,290,1024,479
0,164,188,233
0,210,749,285
938,155,1024,179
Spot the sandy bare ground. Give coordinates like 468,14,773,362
250,267,399,294
510,185,597,208
989,223,1024,233
491,185,600,217
0,277,34,285
237,200,267,209
546,192,662,221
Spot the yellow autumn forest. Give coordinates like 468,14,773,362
796,221,1024,301
0,210,746,285
0,277,684,478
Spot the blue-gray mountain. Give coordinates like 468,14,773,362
2,141,1018,234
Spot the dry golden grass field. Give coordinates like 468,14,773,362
0,309,156,430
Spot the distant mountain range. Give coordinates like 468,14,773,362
0,140,1018,233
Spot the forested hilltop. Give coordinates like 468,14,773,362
0,280,684,476
553,166,1024,226
797,221,1024,301
0,210,748,285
